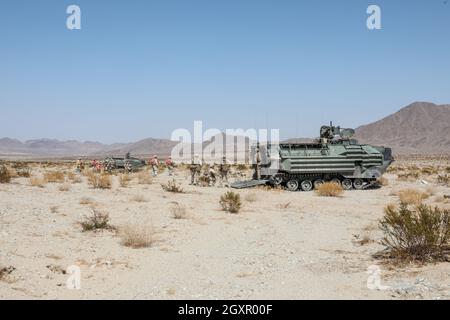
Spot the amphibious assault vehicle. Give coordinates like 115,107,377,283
232,123,393,191
103,153,146,173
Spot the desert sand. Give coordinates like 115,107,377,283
0,159,449,300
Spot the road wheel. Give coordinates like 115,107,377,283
342,179,353,190
353,178,364,190
313,179,325,189
300,180,313,191
270,175,283,186
286,179,299,191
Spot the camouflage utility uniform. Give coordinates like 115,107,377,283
190,158,202,185
219,158,230,187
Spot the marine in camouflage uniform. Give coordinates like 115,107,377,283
75,158,84,173
189,155,202,185
219,157,230,187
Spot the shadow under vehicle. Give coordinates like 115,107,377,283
232,123,394,191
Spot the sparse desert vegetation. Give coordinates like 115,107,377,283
379,204,449,263
0,164,12,183
80,209,114,232
137,171,152,184
220,191,242,213
43,171,65,183
161,179,184,193
315,182,343,197
119,174,131,187
397,188,430,205
119,224,155,249
88,173,112,189
29,175,47,188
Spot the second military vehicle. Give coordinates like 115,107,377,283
232,123,394,191
103,153,146,173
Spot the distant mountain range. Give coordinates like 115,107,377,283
1,101,449,158
354,102,450,154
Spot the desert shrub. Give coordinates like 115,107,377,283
421,166,438,175
80,209,113,232
220,191,242,213
379,204,449,262
88,173,112,189
119,174,131,187
120,224,155,248
161,179,184,193
315,182,343,197
44,171,65,183
437,174,449,186
397,171,420,181
170,202,187,219
0,164,12,183
29,175,47,188
10,162,31,178
58,184,70,192
376,176,389,186
50,206,59,213
137,171,152,184
0,266,15,282
397,189,429,205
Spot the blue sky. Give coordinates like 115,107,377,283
1,0,449,143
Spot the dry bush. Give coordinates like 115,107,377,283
50,206,59,213
161,179,184,193
397,171,420,181
244,193,257,202
376,176,389,186
220,191,242,213
0,164,12,183
137,171,152,184
120,224,155,248
29,175,47,188
379,204,449,262
0,266,15,282
169,202,187,219
315,182,343,197
88,173,112,189
131,194,147,202
80,209,113,232
44,171,65,183
420,166,438,175
397,189,429,206
58,184,70,192
10,162,31,178
437,174,449,186
119,174,131,187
